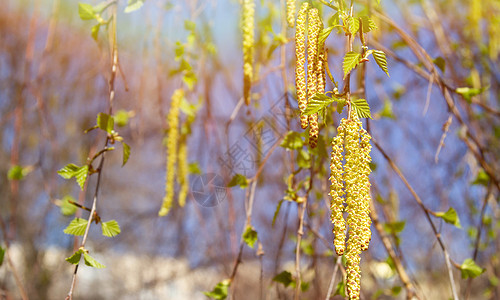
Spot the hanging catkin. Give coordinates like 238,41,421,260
307,8,321,148
295,2,308,129
242,0,255,105
286,0,296,28
159,89,183,217
330,113,373,300
177,139,189,208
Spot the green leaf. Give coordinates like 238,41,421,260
242,225,258,248
391,286,402,296
228,174,248,189
188,162,202,175
336,100,346,114
122,142,131,167
360,16,377,33
455,86,488,102
460,258,485,279
97,113,114,133
83,253,106,268
296,149,310,169
0,247,5,266
304,93,338,116
75,165,89,190
114,110,130,127
351,98,372,119
345,16,359,35
63,218,88,236
383,220,406,234
372,50,390,77
101,220,121,237
78,3,96,20
343,52,362,79
379,99,395,119
203,279,230,300
334,280,346,297
60,195,77,216
318,26,334,46
91,24,100,41
184,20,196,32
273,271,293,287
272,200,284,227
433,56,446,73
280,131,303,150
472,170,490,186
435,207,462,228
7,165,31,180
183,70,197,91
65,249,83,265
124,0,145,13
57,164,79,179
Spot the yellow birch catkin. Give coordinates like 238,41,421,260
307,8,321,147
242,0,255,106
330,113,373,300
177,139,189,208
159,88,183,216
330,120,346,255
286,0,296,28
295,2,308,129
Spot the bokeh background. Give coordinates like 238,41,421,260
0,0,499,299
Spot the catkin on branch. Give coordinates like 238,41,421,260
295,2,308,129
177,139,189,208
330,121,346,255
286,0,296,28
242,0,255,106
306,8,321,147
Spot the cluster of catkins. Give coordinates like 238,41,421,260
295,2,326,148
159,89,189,216
330,113,373,300
242,0,255,106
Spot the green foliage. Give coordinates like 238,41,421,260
371,50,390,77
78,3,96,20
455,86,488,102
64,218,89,236
242,225,258,248
296,149,311,168
343,52,362,78
318,26,335,46
204,279,230,300
460,258,485,279
360,16,377,33
433,56,446,73
101,220,121,237
303,93,338,116
57,164,89,190
383,220,406,234
83,253,106,268
435,207,462,228
188,162,202,175
60,195,77,216
0,246,4,266
351,98,372,119
124,0,146,13
280,131,304,150
471,169,490,186
66,249,83,265
272,200,283,227
228,174,248,189
273,271,293,287
334,280,346,297
122,142,131,167
114,110,130,127
97,113,114,134
378,99,395,119
7,165,31,180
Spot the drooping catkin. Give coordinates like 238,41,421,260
286,0,296,28
295,2,308,129
177,139,189,208
242,0,255,106
307,8,321,147
159,89,183,217
330,113,373,300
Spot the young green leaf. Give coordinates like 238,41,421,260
303,93,338,116
0,247,5,266
345,16,359,35
318,26,334,46
242,225,258,248
351,98,372,119
435,207,461,228
78,3,96,20
75,165,89,190
122,142,131,167
273,271,293,287
83,253,106,268
280,131,304,150
124,0,145,13
60,195,77,216
460,258,485,279
360,16,377,33
188,162,202,175
203,279,230,300
228,174,248,189
334,280,346,297
272,200,284,227
57,164,79,179
65,249,83,265
383,220,406,234
372,50,390,77
296,149,311,169
471,169,489,186
433,56,446,73
101,220,121,237
455,86,488,102
343,52,362,79
91,24,100,41
114,110,130,127
64,218,89,236
7,165,31,180
97,113,114,133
